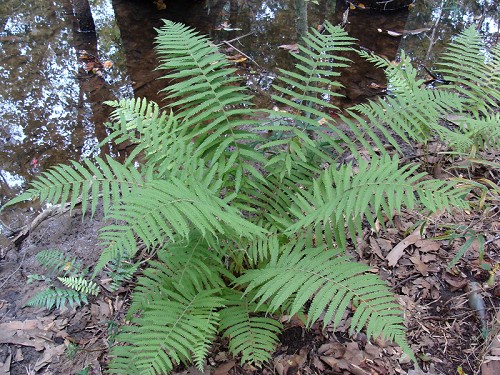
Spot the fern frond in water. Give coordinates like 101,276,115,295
436,25,500,115
219,290,282,365
25,287,86,310
238,243,410,356
58,276,100,296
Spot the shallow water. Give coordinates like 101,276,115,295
0,0,498,234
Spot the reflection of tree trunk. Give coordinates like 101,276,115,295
349,0,414,11
62,0,114,156
425,0,444,61
295,0,308,38
70,0,96,32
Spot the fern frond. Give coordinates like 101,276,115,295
219,290,282,365
104,98,183,166
238,244,410,356
58,276,100,296
109,284,223,375
155,20,267,197
445,112,500,152
286,155,466,248
25,287,86,310
3,156,145,218
436,26,500,115
107,178,264,251
129,233,227,314
344,82,463,152
35,249,82,276
265,22,358,162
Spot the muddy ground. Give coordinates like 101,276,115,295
0,194,499,375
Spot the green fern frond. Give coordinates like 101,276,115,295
265,22,357,162
58,276,100,296
3,156,146,218
129,233,227,314
94,224,138,275
107,178,264,251
436,25,500,115
238,244,410,356
219,290,282,365
286,155,466,248
344,82,463,152
155,20,266,196
444,112,500,152
35,249,82,276
109,285,223,375
25,287,86,310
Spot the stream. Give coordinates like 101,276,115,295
0,0,498,236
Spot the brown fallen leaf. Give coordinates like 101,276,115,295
34,344,65,372
278,44,299,54
0,347,11,375
213,360,236,375
387,228,422,266
415,239,440,252
409,250,429,276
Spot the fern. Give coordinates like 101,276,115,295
25,287,86,310
109,284,223,375
58,276,100,296
35,249,83,276
237,243,410,355
6,20,491,373
2,156,146,218
219,290,282,365
286,155,467,248
436,25,500,115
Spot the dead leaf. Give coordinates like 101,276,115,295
409,251,429,276
102,60,113,69
415,239,440,252
0,347,11,375
213,361,236,375
403,28,431,35
34,344,65,372
386,30,403,37
387,228,422,266
278,44,299,54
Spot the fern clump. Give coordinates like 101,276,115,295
5,20,497,374
26,249,100,310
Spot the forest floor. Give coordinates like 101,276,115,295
0,152,499,375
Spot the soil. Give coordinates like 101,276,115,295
1,191,499,375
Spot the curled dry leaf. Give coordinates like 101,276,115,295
278,44,299,54
387,228,422,266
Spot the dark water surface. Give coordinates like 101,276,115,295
0,0,498,233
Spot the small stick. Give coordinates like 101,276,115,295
218,32,254,46
221,40,262,69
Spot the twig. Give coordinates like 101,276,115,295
0,251,26,290
217,31,253,46
485,234,500,246
221,40,262,69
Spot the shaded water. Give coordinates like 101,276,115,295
0,0,498,234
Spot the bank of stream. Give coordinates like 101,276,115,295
0,1,499,374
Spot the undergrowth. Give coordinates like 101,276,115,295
3,22,498,374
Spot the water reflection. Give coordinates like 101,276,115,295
0,0,498,234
